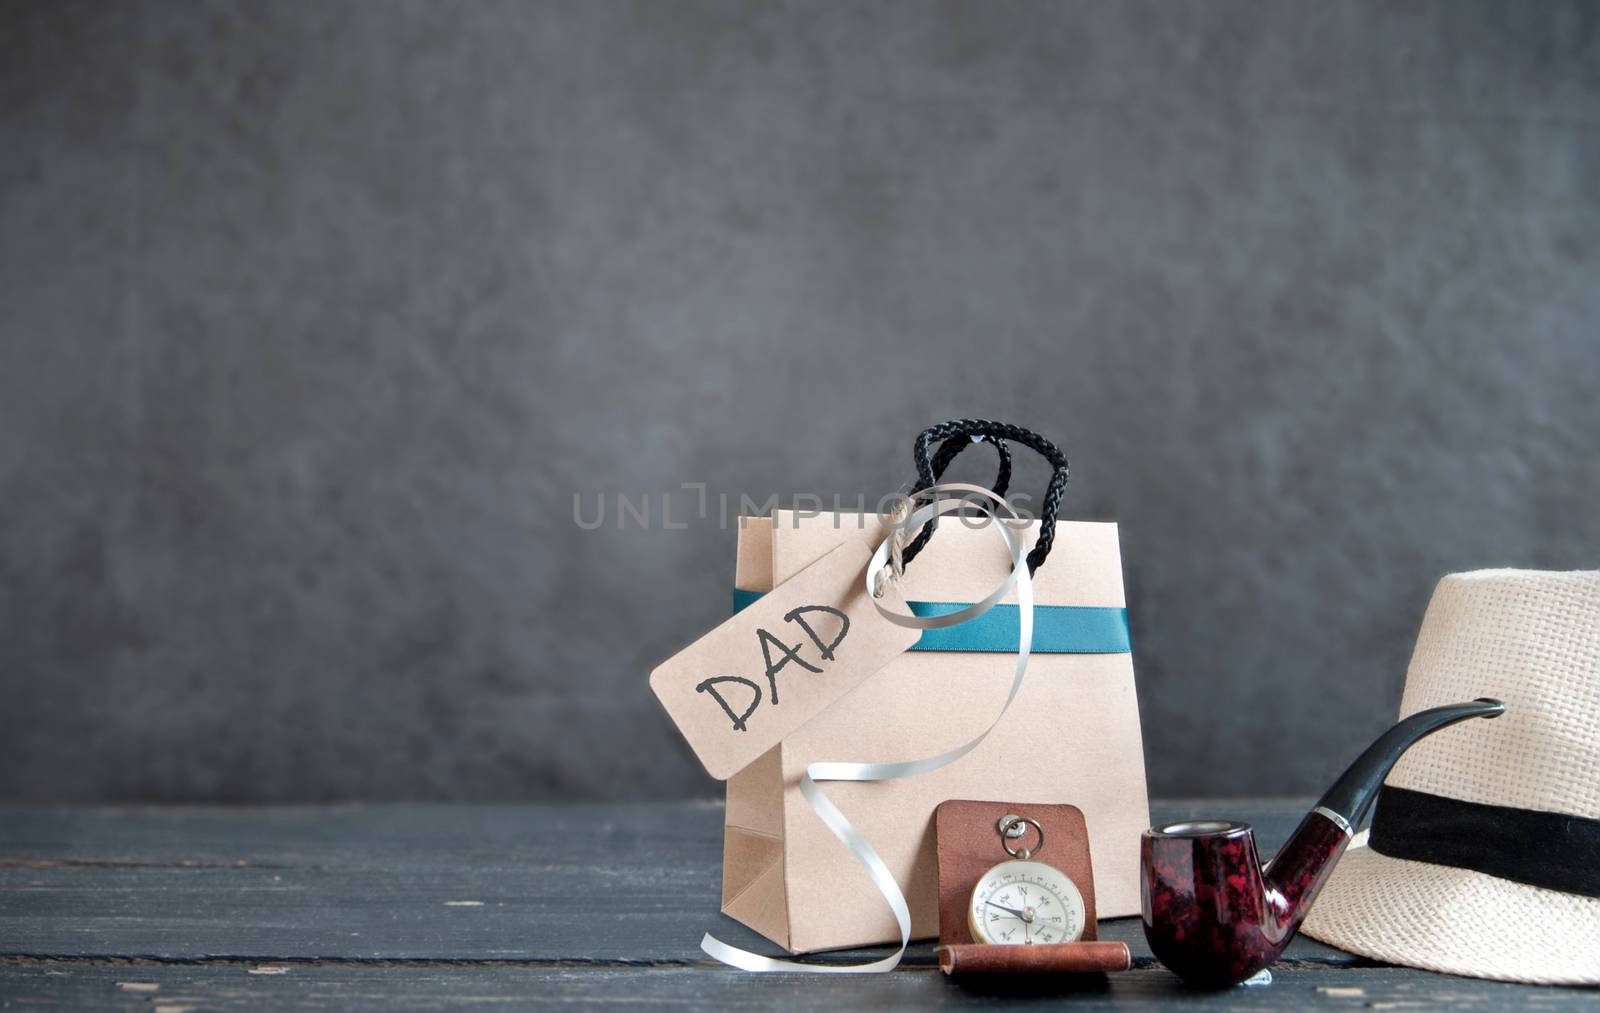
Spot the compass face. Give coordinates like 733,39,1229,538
967,859,1087,946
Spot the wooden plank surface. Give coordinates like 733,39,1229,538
0,801,1591,1008
0,800,1321,964
1,961,1584,1011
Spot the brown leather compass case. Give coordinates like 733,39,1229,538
934,799,1131,975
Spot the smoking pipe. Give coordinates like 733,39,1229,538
1141,698,1505,987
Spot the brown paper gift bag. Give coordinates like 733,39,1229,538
722,509,1151,954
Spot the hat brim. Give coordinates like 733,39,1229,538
1301,833,1600,986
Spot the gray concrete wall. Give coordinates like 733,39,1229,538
2,0,1596,802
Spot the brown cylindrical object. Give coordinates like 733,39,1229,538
937,941,1132,975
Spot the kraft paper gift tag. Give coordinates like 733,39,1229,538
650,540,920,781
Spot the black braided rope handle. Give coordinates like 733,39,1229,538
929,433,1013,500
901,419,1070,574
900,434,1012,565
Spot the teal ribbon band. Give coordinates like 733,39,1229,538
731,589,1130,654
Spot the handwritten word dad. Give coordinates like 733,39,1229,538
695,605,849,732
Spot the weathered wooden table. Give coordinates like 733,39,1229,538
0,800,1588,1009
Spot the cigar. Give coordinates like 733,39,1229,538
937,941,1132,975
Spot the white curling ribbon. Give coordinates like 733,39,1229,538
701,482,1036,973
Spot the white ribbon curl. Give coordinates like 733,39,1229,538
701,482,1036,973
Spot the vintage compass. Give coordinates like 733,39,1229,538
967,815,1087,946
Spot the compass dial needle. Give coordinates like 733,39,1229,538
984,899,1032,922
967,819,1087,946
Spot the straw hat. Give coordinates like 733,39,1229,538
1302,569,1600,985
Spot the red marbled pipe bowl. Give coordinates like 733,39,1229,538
1141,816,1346,988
